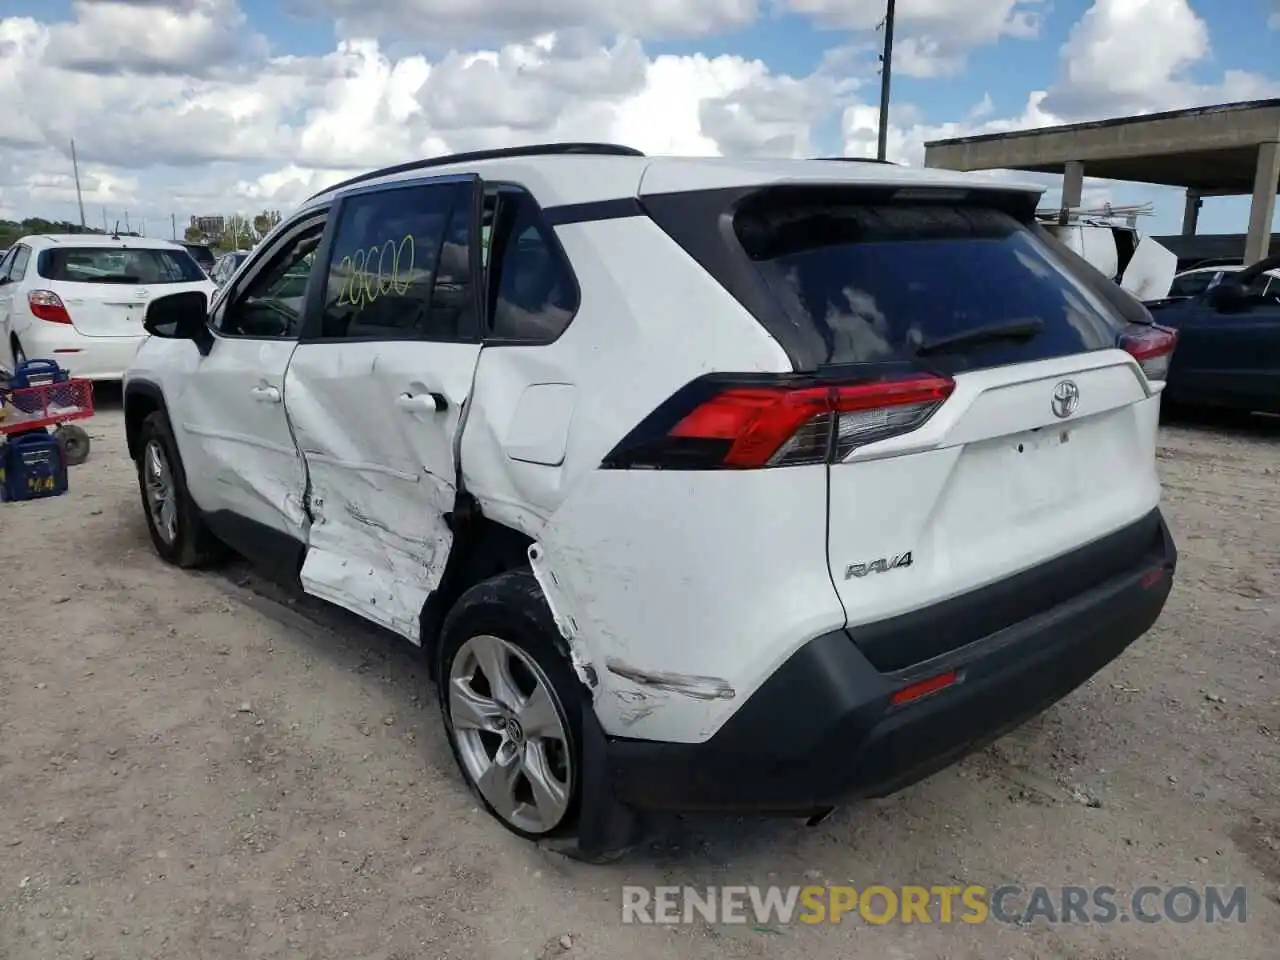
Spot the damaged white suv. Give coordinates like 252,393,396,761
124,143,1178,858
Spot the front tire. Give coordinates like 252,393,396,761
135,410,223,568
437,570,584,840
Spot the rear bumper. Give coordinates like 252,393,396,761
19,327,143,381
603,509,1177,815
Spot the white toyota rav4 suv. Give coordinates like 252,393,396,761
124,143,1179,858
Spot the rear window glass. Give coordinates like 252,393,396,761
38,247,206,284
735,200,1129,369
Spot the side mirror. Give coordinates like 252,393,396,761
144,291,209,339
1206,280,1248,313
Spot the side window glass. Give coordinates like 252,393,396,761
0,248,14,280
319,181,474,341
10,246,31,282
488,191,579,342
219,222,323,338
1169,273,1211,298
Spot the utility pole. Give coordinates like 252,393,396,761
101,208,108,232
124,209,131,234
171,213,177,241
70,138,87,229
876,0,897,162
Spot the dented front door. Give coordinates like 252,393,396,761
284,174,485,642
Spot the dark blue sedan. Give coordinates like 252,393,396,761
1145,253,1280,415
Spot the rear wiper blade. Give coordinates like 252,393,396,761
914,318,1044,357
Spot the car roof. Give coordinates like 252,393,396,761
1176,264,1280,277
299,150,1044,214
17,234,187,251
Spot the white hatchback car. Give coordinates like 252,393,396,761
0,234,215,379
123,143,1179,859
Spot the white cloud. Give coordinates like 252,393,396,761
294,0,760,41
787,0,1046,77
1044,0,1229,117
48,0,267,77
0,0,1277,234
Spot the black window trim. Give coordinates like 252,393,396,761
480,180,584,348
209,207,330,343
297,173,485,346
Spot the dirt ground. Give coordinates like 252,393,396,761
1,390,1277,960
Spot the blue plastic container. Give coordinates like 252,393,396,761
8,358,69,390
0,430,68,502
7,359,71,414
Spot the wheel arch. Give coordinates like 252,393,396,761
124,379,166,461
419,494,546,680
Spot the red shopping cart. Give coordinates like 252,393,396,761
0,360,95,466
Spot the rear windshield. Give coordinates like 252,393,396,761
38,247,206,284
735,199,1130,370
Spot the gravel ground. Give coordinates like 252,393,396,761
1,393,1277,960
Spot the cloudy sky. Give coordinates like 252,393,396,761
1,0,1277,237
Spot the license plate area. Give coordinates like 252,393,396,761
1003,425,1079,517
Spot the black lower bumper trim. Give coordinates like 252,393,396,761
604,510,1177,815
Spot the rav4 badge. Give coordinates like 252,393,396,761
845,552,913,580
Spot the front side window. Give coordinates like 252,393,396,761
318,180,476,341
37,247,205,284
217,222,324,338
9,245,31,282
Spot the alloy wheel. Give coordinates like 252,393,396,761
142,439,178,544
447,633,572,834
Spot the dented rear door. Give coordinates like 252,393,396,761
284,175,485,642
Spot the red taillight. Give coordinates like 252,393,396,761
1119,323,1177,382
28,290,72,324
607,373,955,469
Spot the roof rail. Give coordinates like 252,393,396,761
307,142,646,201
813,156,899,164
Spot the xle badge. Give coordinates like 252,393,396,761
845,551,913,580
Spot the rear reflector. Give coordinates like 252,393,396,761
890,669,959,706
608,373,955,470
1118,323,1178,382
28,290,72,324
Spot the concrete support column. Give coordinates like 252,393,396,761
1059,160,1084,223
1181,189,1201,236
1244,141,1279,264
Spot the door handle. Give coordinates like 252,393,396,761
250,385,281,403
395,392,447,413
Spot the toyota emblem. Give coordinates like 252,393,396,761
1051,380,1080,419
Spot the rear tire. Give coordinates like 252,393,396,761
10,336,26,370
135,410,223,568
437,570,584,841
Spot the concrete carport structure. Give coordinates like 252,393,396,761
922,99,1280,264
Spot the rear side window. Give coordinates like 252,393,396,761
486,190,579,342
318,181,476,342
736,198,1129,370
38,247,205,284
